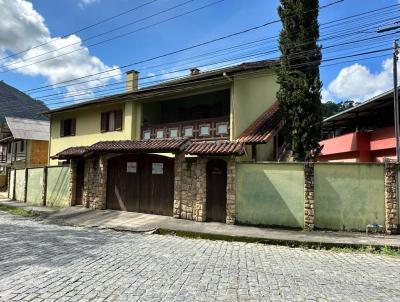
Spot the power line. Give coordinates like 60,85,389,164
0,0,159,62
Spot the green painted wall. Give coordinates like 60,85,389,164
314,163,385,231
236,163,304,228
14,169,25,202
27,168,44,206
46,166,71,207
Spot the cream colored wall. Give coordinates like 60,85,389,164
49,102,136,164
231,70,279,161
231,71,279,139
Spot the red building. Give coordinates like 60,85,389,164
319,90,396,162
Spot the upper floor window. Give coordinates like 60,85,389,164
216,123,228,135
101,110,122,132
60,118,76,137
18,141,25,153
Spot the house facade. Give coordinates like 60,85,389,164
318,90,395,162
47,60,282,224
0,82,50,171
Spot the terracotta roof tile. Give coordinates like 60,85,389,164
88,138,189,153
184,140,245,156
237,102,282,144
51,146,88,159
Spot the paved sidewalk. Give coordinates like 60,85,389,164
1,199,400,248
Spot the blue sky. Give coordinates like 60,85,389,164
0,0,399,108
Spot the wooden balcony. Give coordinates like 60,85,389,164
141,116,230,141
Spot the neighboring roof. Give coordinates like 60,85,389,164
237,102,282,143
0,136,14,144
0,81,48,122
323,89,393,129
51,147,88,160
45,60,276,115
5,116,50,141
184,140,245,156
88,138,189,153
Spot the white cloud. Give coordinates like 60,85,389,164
0,0,120,102
78,0,100,8
324,59,395,103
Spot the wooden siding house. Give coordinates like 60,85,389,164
46,60,283,224
0,82,49,171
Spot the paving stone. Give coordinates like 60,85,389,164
0,212,399,301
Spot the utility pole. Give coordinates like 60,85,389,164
377,24,400,231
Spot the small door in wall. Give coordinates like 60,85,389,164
206,159,227,223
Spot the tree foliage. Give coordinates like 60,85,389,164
322,100,357,118
276,0,322,161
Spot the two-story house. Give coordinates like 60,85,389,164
0,81,50,171
47,60,282,224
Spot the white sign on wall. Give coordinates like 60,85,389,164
127,162,137,173
152,163,163,174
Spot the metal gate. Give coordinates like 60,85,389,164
106,154,174,216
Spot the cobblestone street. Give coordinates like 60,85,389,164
0,212,399,301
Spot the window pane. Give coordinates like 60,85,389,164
184,127,193,137
169,129,178,138
156,130,164,139
217,124,228,134
143,131,151,140
108,111,115,131
200,126,209,136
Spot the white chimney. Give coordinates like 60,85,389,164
190,68,200,76
126,70,139,92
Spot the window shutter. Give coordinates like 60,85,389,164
71,119,76,136
101,112,108,132
115,110,122,130
60,120,65,137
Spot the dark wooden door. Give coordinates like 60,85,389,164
206,159,227,222
140,154,174,216
106,154,174,216
107,154,140,211
75,159,85,205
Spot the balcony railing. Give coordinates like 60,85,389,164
141,116,230,141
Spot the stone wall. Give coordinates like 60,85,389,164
69,161,77,206
82,155,108,209
174,156,235,224
226,158,236,225
304,162,315,231
384,162,398,234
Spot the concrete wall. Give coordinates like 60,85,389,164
9,171,14,199
314,163,385,231
49,102,134,164
46,166,71,207
27,168,44,206
236,163,304,228
14,169,25,202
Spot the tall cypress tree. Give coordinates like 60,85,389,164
277,0,322,161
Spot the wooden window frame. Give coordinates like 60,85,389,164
143,130,151,140
199,124,211,137
155,129,165,139
183,126,194,137
216,122,229,135
60,118,76,137
101,109,123,133
168,127,179,138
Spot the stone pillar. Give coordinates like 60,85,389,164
82,155,108,210
69,160,77,206
173,153,185,218
384,162,398,234
226,158,236,225
194,157,207,222
304,162,315,231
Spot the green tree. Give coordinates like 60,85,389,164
276,0,322,161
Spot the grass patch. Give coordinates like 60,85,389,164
0,204,39,217
157,228,400,256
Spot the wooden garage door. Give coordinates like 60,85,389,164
106,154,174,216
